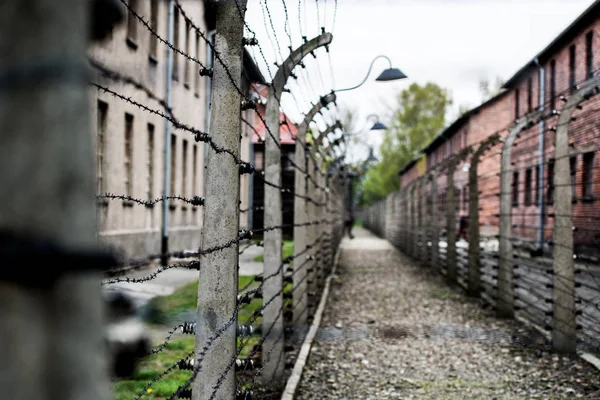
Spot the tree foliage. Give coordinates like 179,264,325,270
358,82,452,206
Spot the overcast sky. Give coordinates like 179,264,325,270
244,0,595,161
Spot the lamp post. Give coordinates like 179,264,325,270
366,114,387,130
334,55,407,93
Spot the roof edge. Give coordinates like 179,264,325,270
503,0,600,88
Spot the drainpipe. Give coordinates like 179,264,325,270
161,0,174,266
534,57,545,251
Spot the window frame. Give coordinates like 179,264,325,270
149,0,159,61
512,171,519,206
147,123,155,202
569,45,577,93
547,159,555,204
582,152,595,200
586,30,594,79
96,101,108,196
126,0,139,48
524,168,533,206
124,113,134,197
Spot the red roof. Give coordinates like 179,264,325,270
250,83,298,145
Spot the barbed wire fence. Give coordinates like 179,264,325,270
88,1,348,399
362,69,600,357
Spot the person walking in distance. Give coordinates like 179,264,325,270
344,210,355,239
456,210,468,242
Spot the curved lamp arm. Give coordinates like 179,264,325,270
334,55,393,93
366,114,380,122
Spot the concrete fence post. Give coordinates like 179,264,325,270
402,189,408,253
497,111,541,319
446,159,458,283
419,178,428,265
411,183,418,257
407,184,414,256
468,137,498,296
293,93,336,327
193,2,246,398
430,170,439,269
0,1,111,399
262,31,333,384
551,76,599,352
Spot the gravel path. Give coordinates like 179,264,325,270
295,228,600,399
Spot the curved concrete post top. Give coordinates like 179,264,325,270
471,133,502,163
314,120,342,149
271,32,333,96
501,110,543,168
297,92,337,144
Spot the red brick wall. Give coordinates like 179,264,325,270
399,13,600,246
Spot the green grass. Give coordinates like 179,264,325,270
112,337,195,400
112,335,263,399
354,219,363,227
146,276,256,325
252,240,294,263
114,275,264,399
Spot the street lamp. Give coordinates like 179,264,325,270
367,114,387,130
334,55,407,93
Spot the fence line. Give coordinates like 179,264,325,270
87,1,349,400
361,72,600,356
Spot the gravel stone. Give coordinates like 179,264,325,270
295,228,600,399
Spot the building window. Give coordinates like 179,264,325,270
583,152,595,199
550,59,556,110
514,88,520,119
149,0,159,59
569,45,576,93
586,31,594,79
284,151,295,171
535,164,540,205
547,159,555,203
173,7,179,80
524,168,532,206
184,21,191,88
527,77,533,113
147,123,155,201
512,171,519,206
124,113,134,196
254,151,264,170
195,33,201,96
570,156,577,201
192,145,198,196
96,101,108,195
126,0,139,45
170,134,176,196
182,139,188,197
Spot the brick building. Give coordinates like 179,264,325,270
91,0,264,259
399,0,600,251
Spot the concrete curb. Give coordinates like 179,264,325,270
280,244,342,400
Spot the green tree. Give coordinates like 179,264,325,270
358,82,452,205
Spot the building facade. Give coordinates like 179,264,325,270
399,0,600,252
91,1,263,260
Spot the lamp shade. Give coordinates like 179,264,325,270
371,121,387,130
375,67,407,82
367,152,379,163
